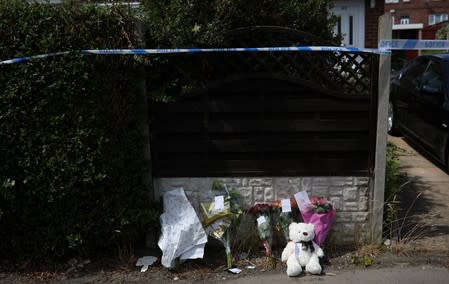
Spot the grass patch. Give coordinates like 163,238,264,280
384,141,408,236
351,244,383,267
383,141,429,255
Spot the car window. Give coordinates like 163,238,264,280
401,58,429,89
421,60,444,94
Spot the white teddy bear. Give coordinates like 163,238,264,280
281,222,324,277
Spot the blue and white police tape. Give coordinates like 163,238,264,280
81,46,384,55
5,40,449,66
0,46,387,66
379,39,449,50
0,51,70,65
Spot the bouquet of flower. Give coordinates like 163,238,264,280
200,181,243,269
272,198,296,243
308,196,333,213
249,203,275,268
300,195,336,246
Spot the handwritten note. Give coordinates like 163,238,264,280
257,215,266,226
214,195,224,211
281,199,292,213
295,243,302,257
294,191,310,211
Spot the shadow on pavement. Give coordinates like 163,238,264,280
388,137,449,249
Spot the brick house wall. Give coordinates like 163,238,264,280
385,0,449,26
423,21,449,39
365,0,386,48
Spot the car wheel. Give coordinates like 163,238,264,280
387,101,400,136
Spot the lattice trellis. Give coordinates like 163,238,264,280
149,27,379,177
147,26,379,99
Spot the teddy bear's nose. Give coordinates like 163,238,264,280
303,232,308,236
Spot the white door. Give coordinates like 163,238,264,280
331,0,365,48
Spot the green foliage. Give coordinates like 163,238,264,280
143,0,335,47
385,142,402,194
383,142,407,235
436,23,449,40
1,0,341,262
351,244,381,268
142,0,339,101
0,0,136,57
0,1,161,261
143,0,337,47
352,254,373,267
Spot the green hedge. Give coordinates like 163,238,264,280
1,0,338,261
0,0,159,261
143,0,337,47
142,0,338,100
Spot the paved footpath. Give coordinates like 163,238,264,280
388,136,449,253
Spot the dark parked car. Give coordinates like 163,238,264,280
388,54,449,171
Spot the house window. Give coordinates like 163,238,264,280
429,14,448,25
385,0,399,3
400,16,410,25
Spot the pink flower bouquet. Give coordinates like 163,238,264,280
300,195,336,246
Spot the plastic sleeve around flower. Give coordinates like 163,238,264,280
278,211,293,242
200,201,233,241
255,213,273,249
200,201,233,227
300,208,336,246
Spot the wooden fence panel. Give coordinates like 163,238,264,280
151,76,375,177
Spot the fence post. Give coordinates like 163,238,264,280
370,13,392,243
135,17,159,248
135,18,153,199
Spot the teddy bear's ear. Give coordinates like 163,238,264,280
288,222,298,231
306,223,316,236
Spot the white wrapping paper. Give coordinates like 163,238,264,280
158,188,208,268
135,256,157,272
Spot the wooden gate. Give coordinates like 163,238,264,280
149,27,379,177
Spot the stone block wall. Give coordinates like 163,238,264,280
154,176,371,245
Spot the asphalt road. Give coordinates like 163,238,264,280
225,266,449,284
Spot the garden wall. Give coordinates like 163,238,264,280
154,176,371,245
